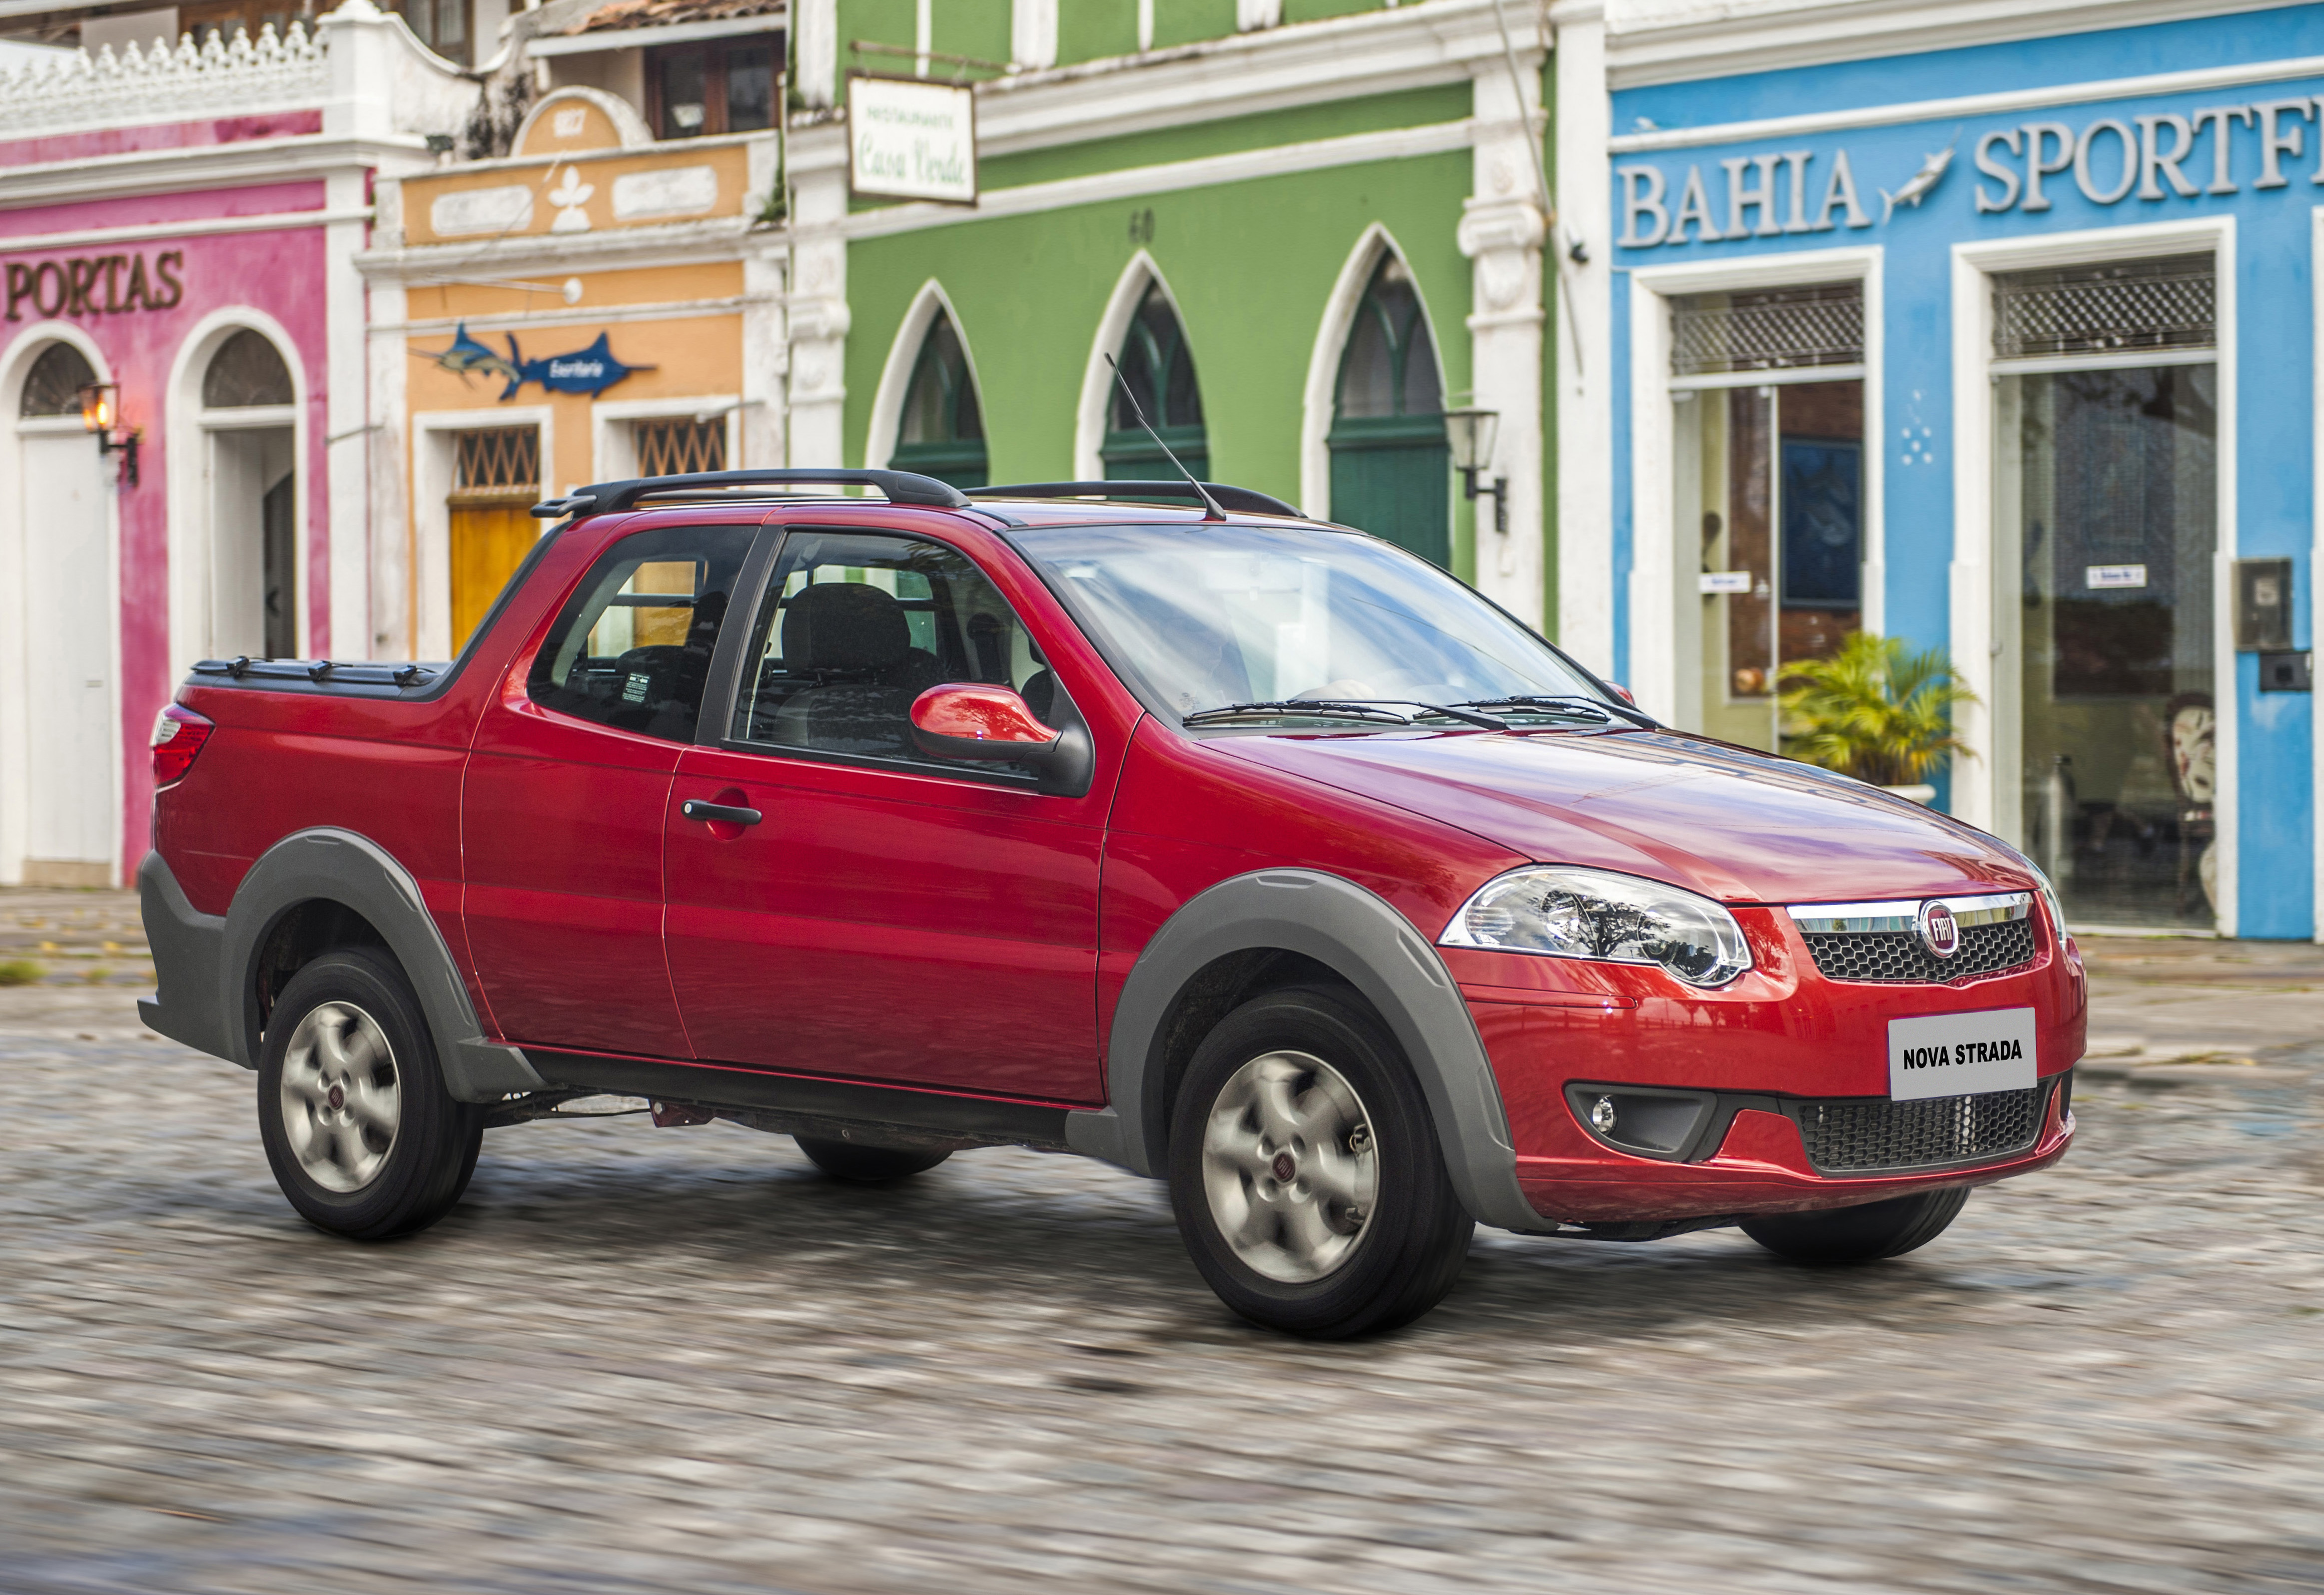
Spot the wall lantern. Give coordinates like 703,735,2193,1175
1444,406,1506,533
78,381,138,487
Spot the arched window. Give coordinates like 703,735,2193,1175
1101,283,1206,481
202,329,294,409
1328,254,1450,566
20,342,96,417
890,309,987,489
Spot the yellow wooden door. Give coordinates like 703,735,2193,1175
449,500,540,654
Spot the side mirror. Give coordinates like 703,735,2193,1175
910,682,1094,795
1607,682,1637,706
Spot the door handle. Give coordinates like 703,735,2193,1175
681,799,763,826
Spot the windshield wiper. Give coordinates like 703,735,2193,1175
1455,694,1657,729
1183,699,1510,730
1184,700,1415,726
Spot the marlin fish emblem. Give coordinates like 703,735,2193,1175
418,322,520,387
1880,137,1958,224
500,330,651,401
417,325,651,400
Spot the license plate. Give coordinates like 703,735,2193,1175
1887,1007,2038,1101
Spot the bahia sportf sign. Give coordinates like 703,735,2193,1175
1617,90,2324,248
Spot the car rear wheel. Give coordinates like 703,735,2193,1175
793,1136,951,1183
1169,986,1473,1339
256,948,483,1242
1740,1185,1970,1264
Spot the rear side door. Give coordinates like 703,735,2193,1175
663,523,1114,1103
462,519,761,1056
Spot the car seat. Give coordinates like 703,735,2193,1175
769,581,942,755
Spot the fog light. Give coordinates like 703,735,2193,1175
1590,1095,1617,1134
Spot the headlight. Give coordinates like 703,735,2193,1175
1439,865,1752,988
2027,865,2068,940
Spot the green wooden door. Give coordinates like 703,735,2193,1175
889,309,988,489
1329,255,1450,565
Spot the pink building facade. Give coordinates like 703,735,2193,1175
0,3,474,885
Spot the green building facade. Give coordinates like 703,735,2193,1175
780,0,1558,627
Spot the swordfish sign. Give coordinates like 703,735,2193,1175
421,323,654,401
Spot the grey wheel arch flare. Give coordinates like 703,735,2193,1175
140,830,542,1101
1064,869,1545,1234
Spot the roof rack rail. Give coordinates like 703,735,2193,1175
531,468,973,520
970,481,1305,519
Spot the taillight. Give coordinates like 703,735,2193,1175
151,704,214,788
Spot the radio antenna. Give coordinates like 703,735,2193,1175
1104,353,1226,520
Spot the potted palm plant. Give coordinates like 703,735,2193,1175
1777,632,1976,803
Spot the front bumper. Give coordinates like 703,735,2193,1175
1450,903,2087,1224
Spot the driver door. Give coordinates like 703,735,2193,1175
663,525,1111,1102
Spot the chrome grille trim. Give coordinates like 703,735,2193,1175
1787,892,2032,935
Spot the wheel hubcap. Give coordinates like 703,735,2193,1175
280,1001,400,1193
1200,1050,1378,1283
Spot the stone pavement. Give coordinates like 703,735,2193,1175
0,890,2320,1594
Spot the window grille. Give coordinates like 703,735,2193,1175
451,426,540,502
1670,283,1862,378
201,329,293,409
19,342,95,417
636,417,727,477
1992,255,2214,361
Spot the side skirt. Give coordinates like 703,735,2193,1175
517,1051,1077,1153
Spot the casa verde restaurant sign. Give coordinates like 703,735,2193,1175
422,323,652,400
4,251,185,319
1617,89,2324,248
847,74,977,206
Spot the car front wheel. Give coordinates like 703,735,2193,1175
1740,1185,1969,1263
255,948,483,1241
1169,986,1473,1339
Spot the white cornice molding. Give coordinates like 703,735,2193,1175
1603,0,2306,90
1608,44,2324,149
0,133,431,208
800,118,1477,242
0,206,372,252
789,0,1544,167
356,215,755,281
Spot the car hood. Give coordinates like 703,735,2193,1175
1212,727,2034,905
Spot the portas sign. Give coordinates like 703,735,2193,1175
4,250,185,320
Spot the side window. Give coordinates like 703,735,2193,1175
732,530,1057,764
529,524,755,741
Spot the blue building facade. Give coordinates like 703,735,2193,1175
1603,3,2324,938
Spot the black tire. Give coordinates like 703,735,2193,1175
255,948,484,1242
1740,1185,1970,1264
1168,985,1473,1339
793,1135,952,1183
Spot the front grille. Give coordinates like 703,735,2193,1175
1793,1084,2047,1174
1802,917,2036,984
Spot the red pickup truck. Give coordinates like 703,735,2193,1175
141,469,2083,1338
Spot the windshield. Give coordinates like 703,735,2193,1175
1011,522,1606,722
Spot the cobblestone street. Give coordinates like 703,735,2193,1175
1,893,2320,1594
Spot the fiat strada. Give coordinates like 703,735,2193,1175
139,468,2083,1337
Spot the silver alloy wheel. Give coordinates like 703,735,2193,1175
279,1000,401,1193
1200,1049,1379,1283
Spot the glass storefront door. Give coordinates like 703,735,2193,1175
1676,378,1864,749
1995,363,2218,928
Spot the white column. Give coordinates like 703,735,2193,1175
741,134,789,470
1011,0,1057,68
785,124,851,469
1550,0,1612,675
321,0,401,658
796,0,837,108
1460,56,1548,629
